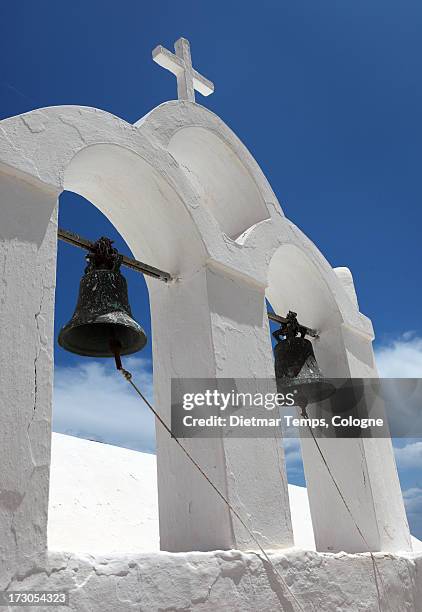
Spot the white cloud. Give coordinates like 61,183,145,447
403,487,422,539
375,334,422,377
403,487,422,511
282,438,302,465
373,335,422,437
53,357,156,453
394,441,422,469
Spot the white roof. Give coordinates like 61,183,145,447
48,432,421,554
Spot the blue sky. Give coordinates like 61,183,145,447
3,2,422,538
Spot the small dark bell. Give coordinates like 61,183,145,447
273,311,332,406
274,335,321,381
58,237,147,358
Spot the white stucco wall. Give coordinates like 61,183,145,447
7,548,422,611
3,433,415,612
0,98,417,609
0,168,58,581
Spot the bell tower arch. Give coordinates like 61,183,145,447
0,96,411,586
267,240,411,552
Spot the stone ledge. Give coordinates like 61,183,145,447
3,548,421,611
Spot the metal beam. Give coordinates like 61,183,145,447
267,311,319,338
57,228,172,283
58,229,319,331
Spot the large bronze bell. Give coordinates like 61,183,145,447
58,237,147,358
273,311,332,409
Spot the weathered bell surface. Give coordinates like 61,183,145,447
58,237,147,358
274,334,321,381
273,311,332,406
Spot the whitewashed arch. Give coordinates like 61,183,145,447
167,126,270,240
0,99,411,592
265,238,408,552
64,142,205,273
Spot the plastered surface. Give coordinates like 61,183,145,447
0,97,413,607
4,548,422,612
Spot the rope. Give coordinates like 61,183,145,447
118,361,389,612
302,407,386,612
118,367,306,612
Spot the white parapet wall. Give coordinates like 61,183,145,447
14,433,422,611
11,432,422,610
6,548,422,612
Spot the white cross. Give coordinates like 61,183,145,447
152,37,214,102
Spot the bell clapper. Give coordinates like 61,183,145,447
109,338,123,370
109,337,133,380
